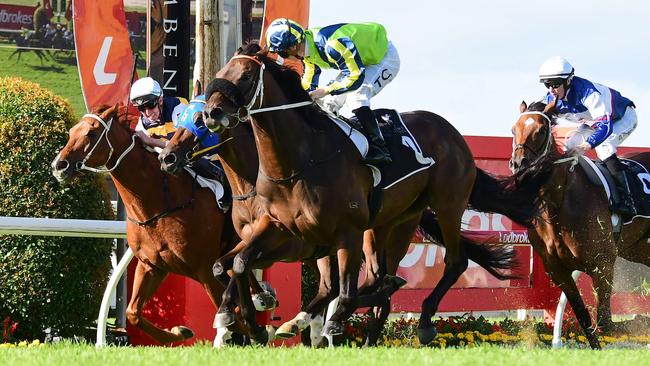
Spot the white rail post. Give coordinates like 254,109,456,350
552,270,582,348
96,248,134,348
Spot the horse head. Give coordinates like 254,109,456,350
159,112,204,175
51,104,135,182
509,99,558,174
202,42,309,131
203,43,267,130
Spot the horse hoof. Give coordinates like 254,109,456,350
385,275,408,289
212,261,224,277
252,291,278,311
251,327,269,345
275,323,299,339
171,326,194,340
214,312,236,328
417,326,438,345
323,320,344,336
233,255,246,274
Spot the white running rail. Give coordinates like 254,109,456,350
0,216,130,348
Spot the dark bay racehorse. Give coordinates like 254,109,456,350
51,105,253,344
159,109,525,346
509,100,650,349
198,43,538,344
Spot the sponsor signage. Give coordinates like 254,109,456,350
0,5,34,31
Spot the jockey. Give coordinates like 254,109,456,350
265,18,400,165
538,56,638,217
130,78,226,185
129,77,188,149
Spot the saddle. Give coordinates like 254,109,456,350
577,156,650,224
329,109,435,189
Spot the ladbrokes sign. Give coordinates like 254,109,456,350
0,5,34,31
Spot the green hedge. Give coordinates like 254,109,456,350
0,77,114,341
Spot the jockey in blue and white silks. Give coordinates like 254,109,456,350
265,18,400,165
176,95,220,152
538,56,638,217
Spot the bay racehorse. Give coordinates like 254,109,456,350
51,104,256,345
199,43,538,344
509,100,650,349
158,95,526,345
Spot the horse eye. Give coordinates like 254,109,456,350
87,131,97,139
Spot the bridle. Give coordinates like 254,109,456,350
73,113,136,173
513,111,554,161
206,54,313,129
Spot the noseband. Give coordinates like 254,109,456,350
206,54,313,129
513,111,554,160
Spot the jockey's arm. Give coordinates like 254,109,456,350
322,39,365,95
582,91,613,148
302,62,321,92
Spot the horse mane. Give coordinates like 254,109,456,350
526,101,547,113
235,42,332,123
90,104,140,130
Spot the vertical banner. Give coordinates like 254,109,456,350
261,0,310,74
73,0,135,111
149,0,190,99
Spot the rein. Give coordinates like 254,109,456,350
76,113,137,173
126,172,198,226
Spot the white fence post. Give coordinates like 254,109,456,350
0,216,127,347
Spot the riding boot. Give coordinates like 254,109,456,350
353,106,392,165
604,155,637,217
190,158,232,211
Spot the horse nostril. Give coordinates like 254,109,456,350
162,153,177,166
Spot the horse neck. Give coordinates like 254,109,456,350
105,125,168,211
218,125,259,195
250,109,314,182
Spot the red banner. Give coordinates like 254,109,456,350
73,0,135,112
0,4,34,31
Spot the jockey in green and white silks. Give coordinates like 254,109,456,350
265,18,400,165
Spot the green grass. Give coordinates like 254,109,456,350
2,343,650,366
0,46,85,116
0,46,147,119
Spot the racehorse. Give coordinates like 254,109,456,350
198,43,538,344
51,104,255,344
509,99,650,349
159,96,525,346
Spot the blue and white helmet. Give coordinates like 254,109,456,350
265,18,305,53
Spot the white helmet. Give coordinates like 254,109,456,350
538,56,574,83
129,77,163,106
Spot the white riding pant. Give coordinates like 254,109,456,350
565,106,638,160
321,41,400,113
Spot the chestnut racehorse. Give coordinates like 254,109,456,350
198,43,538,344
51,105,254,345
509,100,650,349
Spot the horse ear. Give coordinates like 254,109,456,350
193,80,202,98
192,112,202,124
519,101,527,113
543,98,557,115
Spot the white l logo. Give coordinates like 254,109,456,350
93,37,117,85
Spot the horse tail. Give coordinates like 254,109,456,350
469,167,540,226
418,210,519,281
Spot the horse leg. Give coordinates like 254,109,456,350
365,300,390,346
126,260,193,343
543,259,601,349
417,181,470,344
213,239,249,277
323,231,364,336
358,230,382,296
276,256,339,340
591,262,616,333
197,271,250,347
